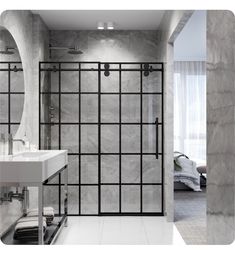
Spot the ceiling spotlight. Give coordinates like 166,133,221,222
107,21,114,30
97,21,104,30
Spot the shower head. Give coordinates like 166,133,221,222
0,47,15,55
67,46,83,55
49,45,83,55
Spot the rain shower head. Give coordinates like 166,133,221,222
0,47,15,55
67,47,83,55
49,45,83,55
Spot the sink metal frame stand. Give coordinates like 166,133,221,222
39,164,68,245
0,164,68,245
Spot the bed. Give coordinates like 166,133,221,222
174,152,203,191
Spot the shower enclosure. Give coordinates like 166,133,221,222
39,62,164,216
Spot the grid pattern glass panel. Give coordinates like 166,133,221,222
39,62,163,216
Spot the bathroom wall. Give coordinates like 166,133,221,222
50,30,162,62
207,10,235,244
158,10,193,222
0,10,49,236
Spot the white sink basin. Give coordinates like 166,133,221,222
0,150,68,183
15,151,49,158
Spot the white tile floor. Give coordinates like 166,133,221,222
54,217,185,245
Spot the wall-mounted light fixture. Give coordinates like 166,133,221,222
97,21,105,30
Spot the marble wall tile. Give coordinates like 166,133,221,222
0,68,8,92
81,125,98,153
61,70,79,92
67,155,79,184
50,124,59,149
101,155,119,183
142,94,162,123
80,186,98,214
143,125,158,153
61,125,79,153
121,186,140,212
10,94,24,123
121,95,140,123
0,94,8,122
67,186,79,214
81,155,98,184
101,125,119,153
143,185,162,212
142,71,162,93
121,125,140,153
61,94,79,123
50,69,59,92
143,155,162,183
121,155,140,183
207,10,235,244
81,94,98,123
81,69,98,93
101,186,119,212
101,95,119,123
11,68,24,93
101,71,119,92
121,71,140,92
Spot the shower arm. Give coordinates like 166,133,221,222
6,47,16,50
49,46,71,50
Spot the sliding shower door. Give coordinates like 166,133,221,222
39,62,163,216
99,63,163,215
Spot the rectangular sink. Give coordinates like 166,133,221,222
0,150,68,184
15,152,49,158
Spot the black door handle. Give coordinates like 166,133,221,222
155,117,159,159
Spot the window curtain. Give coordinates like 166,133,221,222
174,61,206,165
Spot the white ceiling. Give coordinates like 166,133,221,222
174,10,206,61
32,10,165,30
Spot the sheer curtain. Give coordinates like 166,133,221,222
174,61,206,165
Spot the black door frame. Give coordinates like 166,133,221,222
39,61,164,216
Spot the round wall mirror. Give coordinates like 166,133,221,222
0,26,24,138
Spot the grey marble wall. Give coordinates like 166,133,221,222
50,30,162,62
158,10,193,222
207,10,235,244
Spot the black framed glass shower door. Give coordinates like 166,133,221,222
39,62,164,216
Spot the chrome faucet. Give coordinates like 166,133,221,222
8,133,25,155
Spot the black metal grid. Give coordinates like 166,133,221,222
39,61,164,216
0,62,24,136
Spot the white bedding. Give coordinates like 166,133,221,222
174,157,201,191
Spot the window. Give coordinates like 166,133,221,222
174,61,206,164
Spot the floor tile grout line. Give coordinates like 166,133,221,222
141,217,150,245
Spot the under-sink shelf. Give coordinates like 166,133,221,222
1,215,67,245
